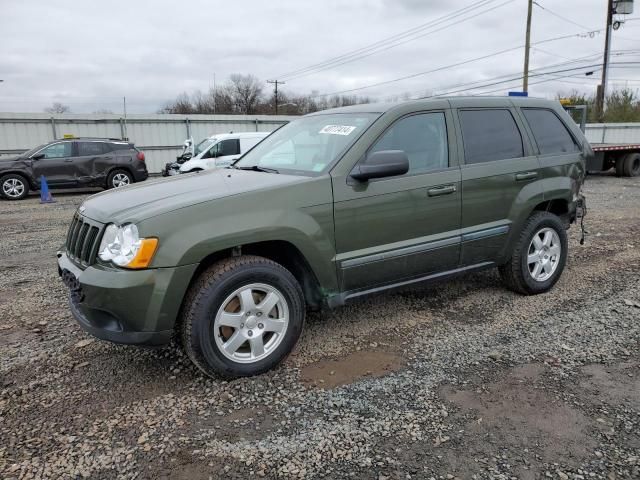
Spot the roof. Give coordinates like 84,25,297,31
54,137,131,142
309,96,562,115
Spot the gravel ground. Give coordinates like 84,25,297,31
0,174,638,480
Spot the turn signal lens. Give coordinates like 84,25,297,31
125,238,158,269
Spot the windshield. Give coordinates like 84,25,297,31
22,144,47,158
195,138,216,156
234,113,379,175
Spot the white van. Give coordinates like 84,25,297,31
179,132,270,173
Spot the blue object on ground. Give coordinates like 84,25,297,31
40,175,55,203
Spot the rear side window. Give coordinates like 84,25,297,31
370,112,449,174
459,109,524,164
522,108,579,155
78,142,108,156
110,142,134,151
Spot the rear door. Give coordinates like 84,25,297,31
332,109,462,293
30,141,75,186
452,103,543,266
76,141,111,185
239,136,263,154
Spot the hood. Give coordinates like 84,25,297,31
0,155,21,163
81,168,307,224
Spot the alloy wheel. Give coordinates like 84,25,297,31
112,173,130,187
213,283,289,364
2,178,25,198
527,227,561,282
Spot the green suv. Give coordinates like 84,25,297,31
58,97,588,378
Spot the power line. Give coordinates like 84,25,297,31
313,29,604,98
275,0,516,81
420,62,640,98
532,1,594,31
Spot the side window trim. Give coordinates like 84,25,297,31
455,107,528,166
358,110,453,180
519,107,581,156
35,141,74,159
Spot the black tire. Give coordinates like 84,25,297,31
181,255,305,378
623,153,640,177
1,173,30,200
106,169,133,189
499,211,568,295
615,157,625,177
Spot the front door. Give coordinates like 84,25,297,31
31,141,76,186
332,110,461,293
213,139,241,168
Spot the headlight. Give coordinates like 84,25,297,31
98,223,158,269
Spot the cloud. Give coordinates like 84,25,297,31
0,0,636,113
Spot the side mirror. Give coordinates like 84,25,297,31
350,150,409,182
31,153,45,160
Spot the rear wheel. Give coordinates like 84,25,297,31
623,153,640,177
1,174,29,200
499,211,568,295
107,169,133,189
181,255,305,378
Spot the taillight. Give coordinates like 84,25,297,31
136,151,145,161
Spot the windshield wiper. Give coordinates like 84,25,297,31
233,165,279,174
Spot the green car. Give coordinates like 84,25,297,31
58,97,588,378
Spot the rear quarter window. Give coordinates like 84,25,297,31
458,109,524,165
521,108,580,155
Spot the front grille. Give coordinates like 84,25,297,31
66,214,103,266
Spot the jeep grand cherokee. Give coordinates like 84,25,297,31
57,97,589,378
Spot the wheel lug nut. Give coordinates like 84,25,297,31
240,323,244,328
256,312,262,317
248,330,253,337
258,323,264,329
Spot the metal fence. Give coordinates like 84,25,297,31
1,113,639,173
0,113,297,173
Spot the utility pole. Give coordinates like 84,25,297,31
597,0,615,121
123,96,128,140
522,0,533,93
267,80,284,115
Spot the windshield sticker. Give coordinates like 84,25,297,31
319,125,356,136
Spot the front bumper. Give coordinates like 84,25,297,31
57,252,197,346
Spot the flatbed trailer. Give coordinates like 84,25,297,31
562,105,640,177
589,143,640,177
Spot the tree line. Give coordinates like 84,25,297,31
157,74,373,115
43,73,640,122
557,88,640,123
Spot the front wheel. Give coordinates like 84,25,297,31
499,212,568,295
1,174,30,200
181,255,305,378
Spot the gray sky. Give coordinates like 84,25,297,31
1,0,639,113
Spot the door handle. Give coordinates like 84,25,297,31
515,171,537,181
64,159,73,162
427,185,457,197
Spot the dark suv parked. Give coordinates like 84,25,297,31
58,97,589,378
0,138,148,200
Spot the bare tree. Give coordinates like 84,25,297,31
45,102,71,113
228,74,263,114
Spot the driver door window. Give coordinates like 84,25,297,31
369,112,449,175
39,142,73,159
219,139,240,156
